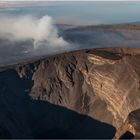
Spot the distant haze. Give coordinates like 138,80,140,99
0,1,140,66
0,1,140,25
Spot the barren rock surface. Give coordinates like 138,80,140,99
0,47,140,138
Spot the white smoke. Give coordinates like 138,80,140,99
0,15,69,49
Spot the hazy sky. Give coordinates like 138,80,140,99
0,1,140,25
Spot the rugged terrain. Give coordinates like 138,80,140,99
0,47,140,139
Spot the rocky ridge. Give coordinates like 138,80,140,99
1,47,140,138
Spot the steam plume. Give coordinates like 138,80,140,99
0,15,69,49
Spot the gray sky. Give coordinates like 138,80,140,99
0,1,140,25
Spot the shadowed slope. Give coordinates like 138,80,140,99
0,69,116,139
1,48,140,139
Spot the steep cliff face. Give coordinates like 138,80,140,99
1,48,140,138
28,48,140,128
